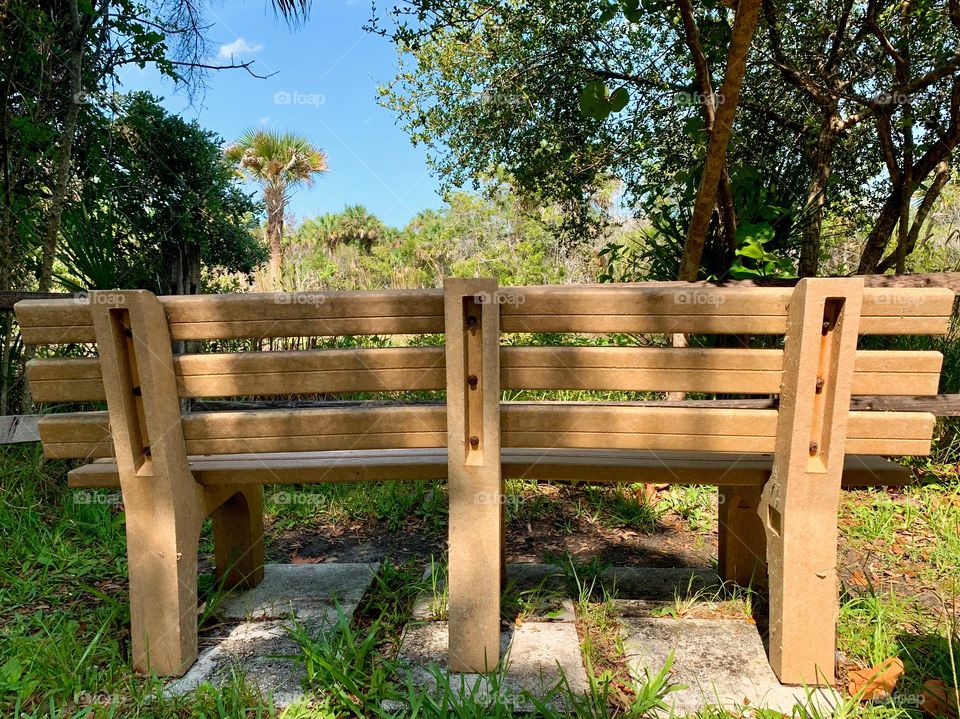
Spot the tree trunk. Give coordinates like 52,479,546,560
678,0,763,281
877,160,951,274
717,165,738,250
265,183,284,289
676,0,738,251
161,242,203,296
895,104,914,275
38,0,84,293
858,188,905,273
799,108,838,278
859,77,960,273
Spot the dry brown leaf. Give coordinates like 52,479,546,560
847,657,904,701
921,679,960,718
850,570,870,589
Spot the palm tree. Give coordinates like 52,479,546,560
331,205,384,253
225,129,328,287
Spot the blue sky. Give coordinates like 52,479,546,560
118,1,445,228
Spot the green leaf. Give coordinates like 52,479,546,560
728,260,763,279
737,243,768,260
599,3,619,22
579,81,611,120
734,222,776,247
683,115,704,139
609,86,630,112
621,0,642,22
1,658,22,683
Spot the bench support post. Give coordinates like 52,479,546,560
717,485,766,588
209,486,265,590
759,278,863,685
90,290,206,677
444,278,502,673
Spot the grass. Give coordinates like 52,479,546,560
839,482,960,592
1,439,958,718
263,480,446,535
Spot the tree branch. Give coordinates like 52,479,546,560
167,59,278,79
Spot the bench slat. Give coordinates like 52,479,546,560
500,286,953,335
16,290,445,343
15,286,955,344
38,405,935,459
177,347,445,397
65,448,911,489
25,347,943,402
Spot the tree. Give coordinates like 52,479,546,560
0,0,276,296
374,0,960,279
58,93,265,295
0,0,292,413
328,205,386,252
755,0,960,276
373,0,798,274
225,129,328,286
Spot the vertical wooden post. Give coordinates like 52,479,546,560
90,290,206,677
759,278,863,686
211,486,265,590
717,485,766,587
444,277,502,673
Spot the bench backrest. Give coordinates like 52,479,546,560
15,279,954,465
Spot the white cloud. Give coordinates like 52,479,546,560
218,38,263,60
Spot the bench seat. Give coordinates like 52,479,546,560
67,447,911,489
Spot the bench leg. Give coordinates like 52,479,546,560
88,291,208,677
762,479,842,685
124,498,203,676
760,278,863,686
445,278,502,673
717,485,766,588
212,487,265,590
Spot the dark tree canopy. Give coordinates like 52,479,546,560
60,92,265,295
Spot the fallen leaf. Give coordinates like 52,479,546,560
847,657,904,701
850,570,870,589
921,679,959,718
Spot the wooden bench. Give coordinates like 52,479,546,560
15,278,954,685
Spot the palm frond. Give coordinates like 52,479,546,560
271,0,311,22
224,128,327,185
